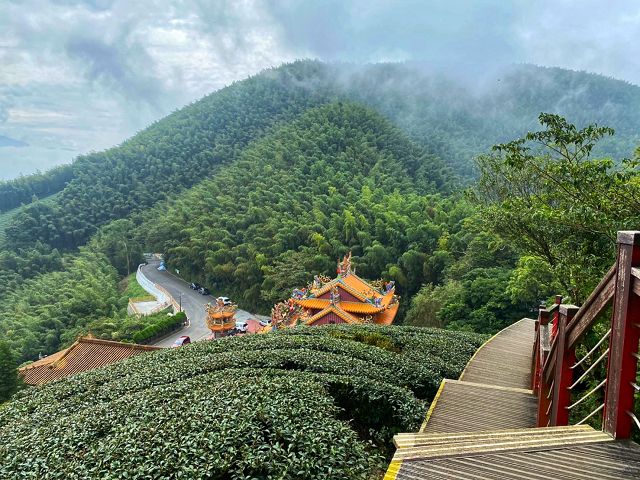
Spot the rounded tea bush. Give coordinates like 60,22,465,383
0,325,484,479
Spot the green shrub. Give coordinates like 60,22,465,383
0,325,484,479
132,312,186,344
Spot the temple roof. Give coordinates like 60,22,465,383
19,336,161,385
306,304,361,325
297,297,385,314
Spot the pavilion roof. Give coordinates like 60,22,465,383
19,336,161,385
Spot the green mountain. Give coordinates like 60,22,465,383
3,61,640,250
143,102,451,311
1,60,639,361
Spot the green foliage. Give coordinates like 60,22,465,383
0,250,121,363
405,282,461,328
131,312,186,344
121,273,153,301
0,325,484,479
473,113,640,302
506,256,559,306
0,164,73,213
0,341,18,402
146,102,453,312
88,219,144,276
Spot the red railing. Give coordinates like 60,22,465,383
532,231,640,439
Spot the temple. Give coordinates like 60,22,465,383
205,298,238,337
271,252,399,328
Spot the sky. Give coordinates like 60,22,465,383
1,0,639,180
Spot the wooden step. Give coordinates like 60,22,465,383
387,440,640,479
395,424,594,448
420,379,537,434
391,425,612,461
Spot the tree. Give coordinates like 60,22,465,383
0,341,18,402
473,113,640,303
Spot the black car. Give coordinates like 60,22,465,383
189,282,201,290
198,287,210,295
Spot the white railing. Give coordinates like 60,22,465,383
131,264,180,316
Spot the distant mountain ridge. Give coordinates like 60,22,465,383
2,60,640,255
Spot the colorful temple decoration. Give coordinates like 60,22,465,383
271,252,399,328
205,298,238,337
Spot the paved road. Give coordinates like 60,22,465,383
140,260,265,347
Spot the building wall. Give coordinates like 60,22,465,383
317,288,360,303
312,312,346,325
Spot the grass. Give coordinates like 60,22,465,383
120,273,155,302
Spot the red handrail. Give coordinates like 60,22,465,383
532,231,640,439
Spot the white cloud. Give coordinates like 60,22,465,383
0,0,638,180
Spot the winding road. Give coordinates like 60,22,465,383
140,259,266,347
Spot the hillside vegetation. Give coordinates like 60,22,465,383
1,60,640,363
0,325,484,479
144,102,452,311
4,61,640,255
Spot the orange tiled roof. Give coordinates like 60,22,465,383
313,278,341,297
381,288,395,307
339,301,384,314
295,298,330,309
306,304,361,325
342,273,383,298
375,302,400,325
19,336,161,385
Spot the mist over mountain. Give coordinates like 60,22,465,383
1,60,639,216
1,59,639,362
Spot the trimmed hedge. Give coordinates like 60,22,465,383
132,311,186,344
0,325,485,479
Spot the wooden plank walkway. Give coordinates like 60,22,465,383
385,318,640,479
458,318,535,390
420,380,537,434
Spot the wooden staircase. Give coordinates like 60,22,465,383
387,425,640,479
385,237,640,480
385,318,640,478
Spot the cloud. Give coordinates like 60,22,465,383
0,0,639,179
0,135,28,148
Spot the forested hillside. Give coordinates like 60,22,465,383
143,102,452,311
4,61,640,255
1,60,640,363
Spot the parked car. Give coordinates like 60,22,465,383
217,296,232,306
259,318,272,327
198,287,210,295
235,320,249,332
172,336,191,348
189,282,201,290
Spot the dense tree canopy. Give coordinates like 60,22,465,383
473,113,640,302
143,102,453,312
2,60,640,364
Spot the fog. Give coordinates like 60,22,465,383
1,0,639,180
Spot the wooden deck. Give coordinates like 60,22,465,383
458,318,535,389
420,380,537,434
385,318,640,479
